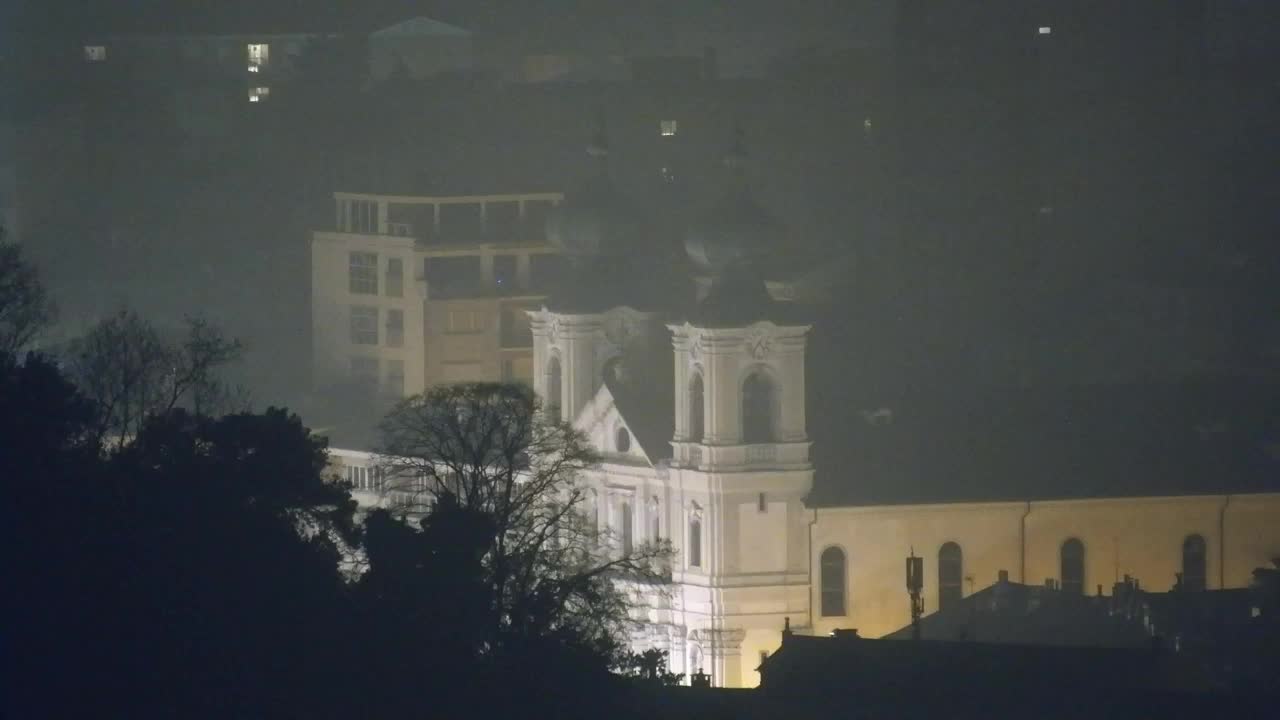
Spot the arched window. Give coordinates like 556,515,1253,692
615,426,631,453
938,542,963,611
742,372,774,443
688,510,702,568
1060,538,1085,595
545,355,562,423
688,372,704,442
820,546,847,616
1182,534,1207,592
620,501,633,556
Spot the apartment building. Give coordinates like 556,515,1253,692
311,190,563,400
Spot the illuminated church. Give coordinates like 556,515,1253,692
524,129,1280,688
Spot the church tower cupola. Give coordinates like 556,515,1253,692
670,127,811,471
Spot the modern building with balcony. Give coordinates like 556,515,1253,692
310,190,563,401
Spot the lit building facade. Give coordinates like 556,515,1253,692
310,190,563,399
322,132,1280,689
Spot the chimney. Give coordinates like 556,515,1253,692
832,628,860,640
997,569,1009,583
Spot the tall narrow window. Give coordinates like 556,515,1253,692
758,492,767,513
385,309,404,348
742,372,774,443
938,542,963,611
386,258,403,297
1182,534,1207,592
545,356,562,423
820,546,846,616
688,373,704,442
349,252,378,294
650,497,661,540
385,359,404,397
1060,538,1085,595
349,306,379,345
688,513,702,568
621,501,633,556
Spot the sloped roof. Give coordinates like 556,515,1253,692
371,17,471,38
806,378,1280,507
882,580,1150,646
609,377,674,462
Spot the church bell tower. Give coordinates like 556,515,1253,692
664,128,814,688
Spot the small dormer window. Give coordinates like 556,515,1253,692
615,426,631,453
660,120,678,137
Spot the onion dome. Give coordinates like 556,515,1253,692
545,123,646,263
683,127,798,328
683,127,783,275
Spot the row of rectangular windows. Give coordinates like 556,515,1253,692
349,306,404,347
349,251,565,299
349,305,502,348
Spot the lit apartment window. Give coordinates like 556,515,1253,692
1038,26,1052,35
84,45,107,62
247,43,270,71
349,252,378,295
350,305,379,345
386,309,404,348
248,86,270,103
660,120,678,137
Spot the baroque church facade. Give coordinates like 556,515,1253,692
519,129,1280,688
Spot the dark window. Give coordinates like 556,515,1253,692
424,256,481,298
939,542,963,611
493,255,517,290
1061,538,1085,594
385,258,403,297
500,306,533,348
688,373,704,441
386,309,404,348
651,501,660,540
545,356,562,423
385,359,404,396
621,501,633,556
820,546,846,616
348,252,378,294
350,356,378,385
615,427,631,453
758,492,767,513
1182,534,1207,592
349,306,378,345
528,254,566,292
688,516,702,568
742,372,774,443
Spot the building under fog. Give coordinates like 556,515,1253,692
324,131,1280,688
311,190,562,397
